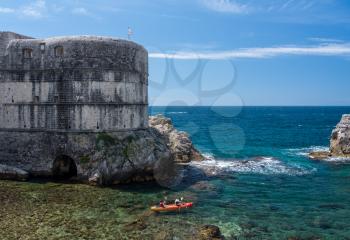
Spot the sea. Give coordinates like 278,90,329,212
149,106,350,239
1,106,350,239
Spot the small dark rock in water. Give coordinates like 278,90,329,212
154,230,174,240
240,221,258,230
318,204,345,210
269,205,280,211
124,218,147,231
196,225,224,240
190,181,218,192
217,200,235,209
288,236,322,240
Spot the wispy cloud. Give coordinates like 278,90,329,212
150,43,350,60
20,0,47,18
0,1,94,19
200,0,248,14
0,0,47,18
308,37,344,43
201,0,321,15
72,7,89,16
0,7,15,13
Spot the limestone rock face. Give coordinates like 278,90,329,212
0,115,203,186
149,115,204,163
309,151,332,160
330,114,350,157
0,164,28,181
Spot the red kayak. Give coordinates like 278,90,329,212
151,202,193,212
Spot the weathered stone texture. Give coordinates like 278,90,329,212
0,34,148,131
0,32,202,185
149,115,204,163
0,129,172,184
330,114,350,156
309,114,350,160
0,32,153,184
0,31,32,57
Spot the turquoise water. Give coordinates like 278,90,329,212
150,106,350,239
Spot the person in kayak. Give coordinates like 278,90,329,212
159,200,165,208
175,198,181,206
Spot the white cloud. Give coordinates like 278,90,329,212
308,37,343,43
200,0,248,14
0,7,15,13
72,7,89,15
20,0,47,18
150,43,350,60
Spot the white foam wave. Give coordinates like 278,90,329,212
285,146,350,163
320,156,350,163
285,146,329,157
191,156,315,176
202,152,215,161
167,112,187,114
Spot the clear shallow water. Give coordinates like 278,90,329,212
1,107,350,239
150,106,350,239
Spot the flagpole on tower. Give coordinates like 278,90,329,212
128,27,133,40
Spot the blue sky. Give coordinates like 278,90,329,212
1,0,350,106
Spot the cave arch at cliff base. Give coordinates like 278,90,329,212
52,155,77,179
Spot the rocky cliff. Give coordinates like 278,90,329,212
0,115,203,186
309,114,350,160
149,115,204,163
330,114,350,156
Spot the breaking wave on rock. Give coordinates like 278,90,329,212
285,146,329,157
191,154,316,176
285,146,350,163
167,112,187,114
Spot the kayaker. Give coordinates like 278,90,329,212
175,198,181,206
159,200,165,208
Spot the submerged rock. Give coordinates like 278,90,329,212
149,115,204,163
196,225,224,240
0,164,28,181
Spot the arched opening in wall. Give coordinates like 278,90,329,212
23,48,33,59
52,155,77,179
54,46,64,57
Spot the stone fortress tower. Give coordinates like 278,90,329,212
0,32,163,184
0,32,148,131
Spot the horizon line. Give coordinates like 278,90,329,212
149,105,350,107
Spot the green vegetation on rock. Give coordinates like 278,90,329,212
96,133,116,150
79,155,90,164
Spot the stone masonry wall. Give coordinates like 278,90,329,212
0,35,148,131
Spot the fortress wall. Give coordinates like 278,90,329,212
0,36,148,131
0,81,147,104
0,104,146,130
0,32,32,56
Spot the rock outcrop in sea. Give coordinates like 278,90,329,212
149,115,204,163
309,114,350,160
330,114,350,157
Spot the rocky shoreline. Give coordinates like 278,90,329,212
0,115,204,186
309,114,350,160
